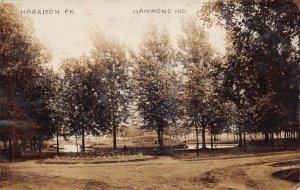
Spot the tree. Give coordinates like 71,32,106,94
22,67,59,153
201,0,300,147
178,19,225,152
90,31,131,149
46,74,66,154
61,56,109,152
133,27,180,150
0,4,53,157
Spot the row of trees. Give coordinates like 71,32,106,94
1,1,299,156
54,32,131,151
201,0,299,148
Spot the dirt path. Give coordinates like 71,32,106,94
0,151,299,189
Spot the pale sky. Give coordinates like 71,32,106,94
13,0,226,70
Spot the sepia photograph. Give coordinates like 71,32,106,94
0,0,299,189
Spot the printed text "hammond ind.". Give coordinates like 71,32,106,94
133,9,187,14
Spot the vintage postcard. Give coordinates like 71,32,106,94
0,0,299,189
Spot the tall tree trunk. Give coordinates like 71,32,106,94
280,132,282,139
210,132,213,150
243,127,246,152
157,128,161,149
195,124,199,156
264,133,269,142
38,137,42,153
111,82,117,150
283,131,287,150
238,126,243,147
202,122,206,149
20,138,25,158
113,122,117,149
8,139,12,158
82,125,85,152
30,139,33,151
75,135,79,152
160,128,164,150
33,138,37,153
271,132,275,150
194,112,199,156
56,131,59,154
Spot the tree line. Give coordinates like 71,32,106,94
0,1,299,156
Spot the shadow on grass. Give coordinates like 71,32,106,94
272,168,300,183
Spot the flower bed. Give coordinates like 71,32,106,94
37,150,155,164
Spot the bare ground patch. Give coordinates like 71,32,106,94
191,166,261,189
1,152,299,190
